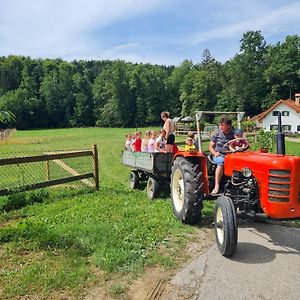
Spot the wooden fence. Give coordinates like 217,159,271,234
0,144,99,196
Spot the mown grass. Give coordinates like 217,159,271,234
285,140,300,156
0,128,214,299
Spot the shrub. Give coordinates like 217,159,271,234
254,129,276,152
0,189,49,212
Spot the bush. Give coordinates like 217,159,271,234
0,189,49,212
254,129,276,152
241,120,256,132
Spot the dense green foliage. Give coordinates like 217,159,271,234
0,110,15,123
0,31,300,129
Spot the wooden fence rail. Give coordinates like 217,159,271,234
0,144,99,196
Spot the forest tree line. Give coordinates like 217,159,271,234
0,31,300,129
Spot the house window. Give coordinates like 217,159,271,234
297,125,300,132
282,111,289,116
282,125,291,131
270,125,278,131
272,111,279,116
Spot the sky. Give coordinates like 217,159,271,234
0,0,299,66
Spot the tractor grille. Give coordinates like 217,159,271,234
268,169,291,202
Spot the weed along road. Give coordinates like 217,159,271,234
163,221,300,300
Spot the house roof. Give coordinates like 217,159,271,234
250,99,300,122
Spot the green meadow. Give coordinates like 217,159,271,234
0,128,215,299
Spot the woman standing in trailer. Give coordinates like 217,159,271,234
161,111,176,152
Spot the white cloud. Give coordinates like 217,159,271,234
0,0,167,58
191,2,300,44
0,0,299,65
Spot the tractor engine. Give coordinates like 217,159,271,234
223,169,261,215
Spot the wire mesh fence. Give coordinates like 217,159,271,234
0,145,99,196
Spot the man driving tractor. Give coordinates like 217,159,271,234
209,117,234,195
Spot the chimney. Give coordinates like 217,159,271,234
295,93,300,106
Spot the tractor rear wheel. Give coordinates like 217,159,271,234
171,157,203,224
214,195,237,257
147,177,159,199
129,171,139,189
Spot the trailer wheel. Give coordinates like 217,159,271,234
129,171,139,189
171,157,203,224
214,195,237,257
147,177,159,199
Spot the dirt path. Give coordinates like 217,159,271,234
84,227,215,300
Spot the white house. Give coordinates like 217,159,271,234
251,93,300,133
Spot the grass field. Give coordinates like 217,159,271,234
0,129,299,299
0,128,215,299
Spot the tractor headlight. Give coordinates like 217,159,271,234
242,167,252,178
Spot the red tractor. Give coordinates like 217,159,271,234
170,111,300,256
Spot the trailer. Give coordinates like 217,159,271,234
122,151,174,199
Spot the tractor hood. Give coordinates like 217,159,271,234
224,151,300,219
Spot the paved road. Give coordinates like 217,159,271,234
164,221,300,300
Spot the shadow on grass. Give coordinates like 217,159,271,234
196,200,215,228
132,180,171,199
198,214,214,228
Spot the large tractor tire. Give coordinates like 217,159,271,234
214,195,238,257
171,157,204,224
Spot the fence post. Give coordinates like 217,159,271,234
92,144,99,190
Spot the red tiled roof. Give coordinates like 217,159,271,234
250,99,300,122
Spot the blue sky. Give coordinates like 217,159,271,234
0,0,299,66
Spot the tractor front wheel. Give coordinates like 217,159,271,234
214,195,238,256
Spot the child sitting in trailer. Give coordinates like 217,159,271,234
154,129,167,153
131,131,142,152
141,130,151,152
125,134,132,151
147,131,157,152
228,129,249,152
185,137,196,151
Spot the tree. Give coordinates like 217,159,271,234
217,31,268,115
165,60,193,117
93,61,134,127
71,71,94,126
0,110,15,123
180,53,222,116
264,35,300,109
0,55,24,96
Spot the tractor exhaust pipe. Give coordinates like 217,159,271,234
276,112,285,155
